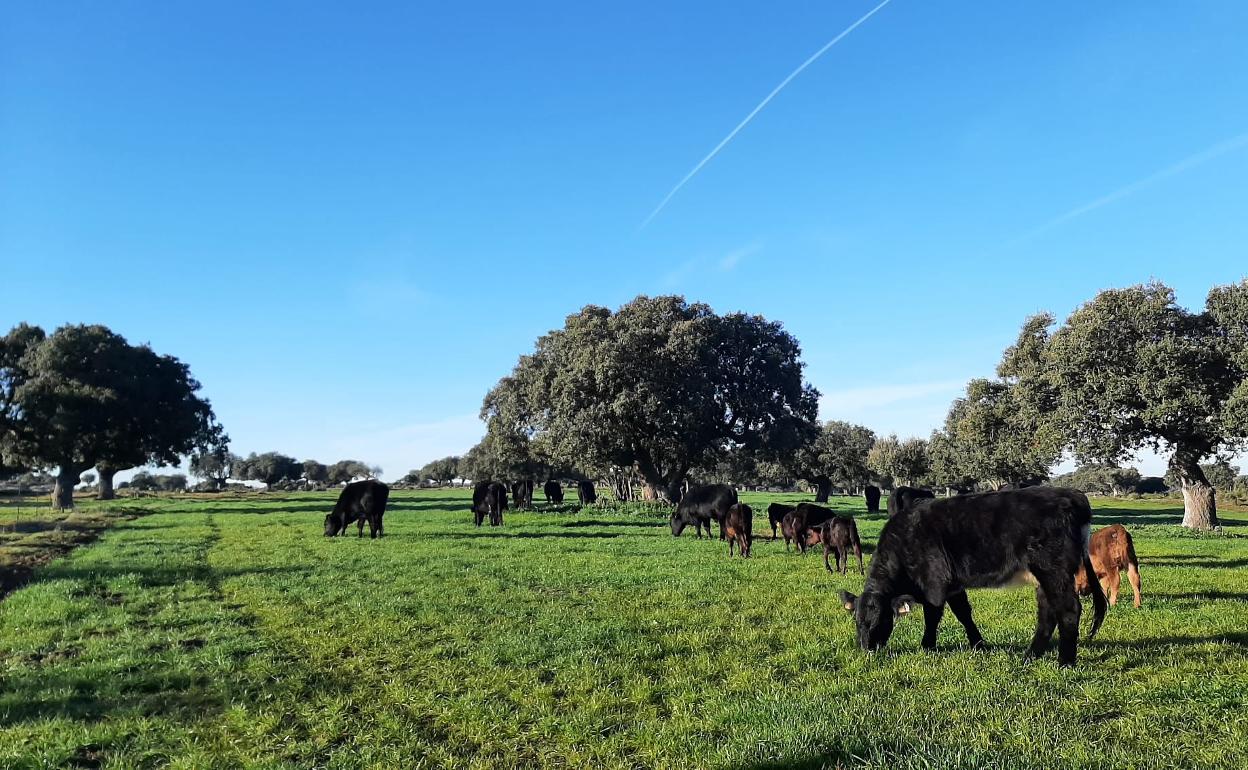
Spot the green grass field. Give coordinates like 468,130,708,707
1,490,1246,769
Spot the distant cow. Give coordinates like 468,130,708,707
787,503,839,554
1075,524,1142,608
864,485,882,512
472,481,508,526
723,503,753,558
544,480,564,505
841,487,1107,666
806,516,864,575
577,480,597,506
670,483,737,539
324,479,389,538
888,486,935,518
511,480,534,509
767,502,797,540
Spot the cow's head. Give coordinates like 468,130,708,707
669,513,687,536
803,526,823,547
324,512,341,536
841,590,913,651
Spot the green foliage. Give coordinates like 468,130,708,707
1052,464,1145,496
190,445,237,490
326,459,373,485
787,420,876,493
483,296,819,500
0,323,222,507
1,490,1245,768
236,452,302,488
301,460,329,484
1001,281,1248,527
933,378,1058,489
867,435,929,488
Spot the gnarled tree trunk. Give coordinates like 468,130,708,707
812,476,833,503
97,464,118,500
53,464,80,510
1169,447,1219,530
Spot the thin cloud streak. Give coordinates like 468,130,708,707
638,0,895,230
1014,130,1248,244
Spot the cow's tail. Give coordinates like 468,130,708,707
1071,492,1106,641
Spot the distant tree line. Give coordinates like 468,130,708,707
472,281,1248,530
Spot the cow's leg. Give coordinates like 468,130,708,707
921,602,945,650
854,541,864,575
1025,581,1059,661
728,537,735,557
822,541,834,573
357,517,365,538
838,546,849,575
1127,560,1142,608
946,591,986,649
1042,570,1083,666
1102,568,1119,606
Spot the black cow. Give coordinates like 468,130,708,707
864,485,882,512
888,486,935,517
324,479,389,538
472,481,508,526
577,480,597,505
841,487,1108,666
787,502,838,553
669,483,737,539
544,480,564,505
767,502,797,540
511,479,534,509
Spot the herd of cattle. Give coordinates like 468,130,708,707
323,477,1143,666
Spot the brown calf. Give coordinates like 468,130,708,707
805,516,864,575
1075,523,1142,608
723,503,753,558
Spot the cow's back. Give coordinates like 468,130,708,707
883,487,1091,589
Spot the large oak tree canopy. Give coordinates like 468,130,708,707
0,324,222,509
482,296,819,501
1008,281,1248,529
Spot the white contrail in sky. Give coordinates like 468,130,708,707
1014,130,1248,244
639,0,895,230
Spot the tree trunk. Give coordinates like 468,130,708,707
1170,447,1219,530
53,465,80,510
97,465,117,500
813,477,833,503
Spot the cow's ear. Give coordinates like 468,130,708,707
840,590,857,612
892,596,915,616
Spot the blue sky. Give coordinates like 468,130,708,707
3,1,1247,479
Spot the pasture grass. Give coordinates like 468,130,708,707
0,490,1246,769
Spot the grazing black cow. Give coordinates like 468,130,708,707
669,484,737,539
472,481,508,526
723,503,753,558
544,479,564,505
787,502,838,554
841,487,1107,666
511,479,534,509
767,502,797,540
864,485,882,512
805,516,863,574
324,479,390,538
888,486,935,517
577,480,597,506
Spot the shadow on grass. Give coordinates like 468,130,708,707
0,668,225,725
1147,590,1248,602
1144,556,1248,569
438,531,625,540
560,519,662,529
1106,632,1248,650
